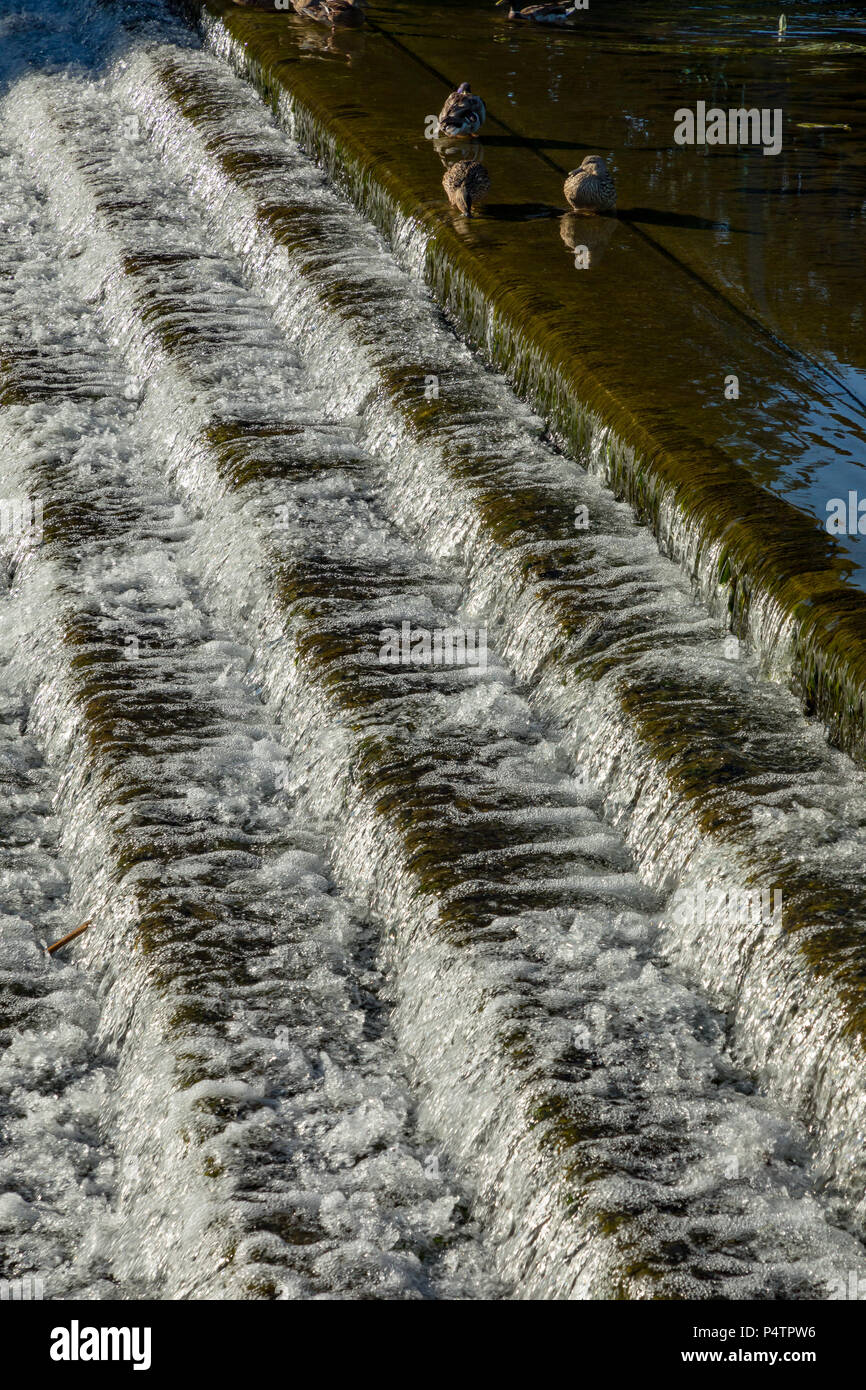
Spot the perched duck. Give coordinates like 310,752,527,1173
564,155,616,213
496,2,581,24
293,0,366,25
443,159,491,217
437,83,487,138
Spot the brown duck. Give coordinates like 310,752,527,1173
437,83,487,138
443,159,491,217
564,155,616,213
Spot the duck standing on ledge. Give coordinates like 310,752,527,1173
564,155,616,213
437,83,487,138
496,2,580,24
293,0,366,25
443,159,491,217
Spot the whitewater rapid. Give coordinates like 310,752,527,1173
0,0,865,1300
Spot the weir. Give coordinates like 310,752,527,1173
189,0,866,767
9,47,866,1296
95,39,866,1214
1,0,866,1303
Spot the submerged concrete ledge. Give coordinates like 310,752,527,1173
191,0,866,766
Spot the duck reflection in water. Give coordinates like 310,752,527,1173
233,0,366,22
293,0,367,25
495,1,584,25
434,137,484,170
560,211,618,268
297,25,363,62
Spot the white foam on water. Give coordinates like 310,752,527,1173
6,55,866,1296
0,596,120,1298
0,116,501,1300
2,2,866,1297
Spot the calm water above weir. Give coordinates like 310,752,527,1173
218,0,866,578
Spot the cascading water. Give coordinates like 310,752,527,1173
1,0,866,1304
94,41,866,1214
0,98,500,1300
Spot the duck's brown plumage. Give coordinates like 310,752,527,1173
563,155,616,213
437,83,487,137
442,159,491,217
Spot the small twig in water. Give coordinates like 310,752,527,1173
46,921,91,955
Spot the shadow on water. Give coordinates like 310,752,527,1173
482,134,683,159
619,207,751,234
483,201,562,221
480,135,589,153
473,202,737,238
